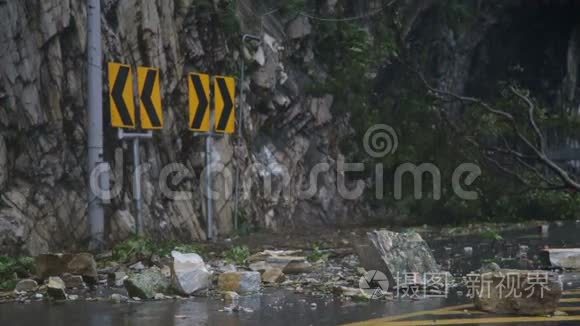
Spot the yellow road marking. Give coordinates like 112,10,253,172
430,310,485,315
561,297,580,303
564,289,580,296
345,304,474,325
348,315,580,326
560,306,580,312
346,289,580,325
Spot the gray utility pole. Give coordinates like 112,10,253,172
87,0,108,250
233,34,261,230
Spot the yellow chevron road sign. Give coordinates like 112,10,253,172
188,73,211,132
138,67,163,129
108,62,136,128
214,76,236,134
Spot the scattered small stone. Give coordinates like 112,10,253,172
223,291,240,302
248,261,269,273
14,279,38,293
110,293,128,303
33,293,43,300
554,310,568,316
47,276,67,300
217,272,261,294
129,262,146,271
62,274,85,289
464,247,473,257
132,297,142,301
222,264,237,273
67,253,98,282
95,251,113,261
310,302,317,309
221,304,254,313
124,267,171,299
154,293,166,300
540,224,550,237
110,271,127,287
261,268,285,284
480,262,501,272
67,294,79,301
35,253,97,282
283,261,313,274
336,286,371,301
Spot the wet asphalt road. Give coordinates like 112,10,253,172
1,221,580,326
0,290,462,326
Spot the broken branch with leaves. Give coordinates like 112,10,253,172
417,71,580,191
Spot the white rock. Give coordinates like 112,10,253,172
464,246,473,257
543,249,580,269
47,276,66,299
110,293,128,303
253,46,266,66
170,251,211,295
309,95,334,126
286,16,312,39
129,261,145,271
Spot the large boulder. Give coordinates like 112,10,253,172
124,267,171,299
473,269,562,315
354,230,439,287
170,251,211,296
217,272,261,294
542,249,580,270
35,253,97,281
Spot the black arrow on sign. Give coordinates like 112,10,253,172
112,66,134,126
140,69,162,128
216,77,233,131
190,74,209,130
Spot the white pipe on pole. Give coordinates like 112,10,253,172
133,138,142,236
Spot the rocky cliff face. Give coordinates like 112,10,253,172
0,0,366,255
2,0,580,255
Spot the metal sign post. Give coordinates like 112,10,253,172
205,131,213,241
118,129,153,235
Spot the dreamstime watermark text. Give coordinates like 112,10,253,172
89,124,481,202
